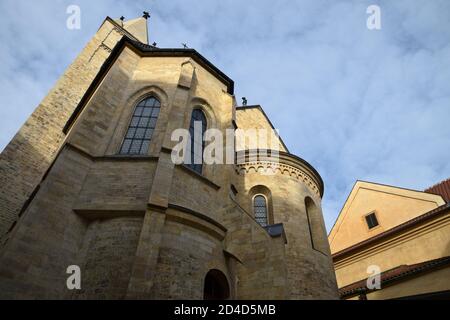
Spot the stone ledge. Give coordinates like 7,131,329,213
177,164,221,190
264,223,288,244
166,204,227,241
67,142,159,162
74,208,146,220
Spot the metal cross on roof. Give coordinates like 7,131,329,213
143,11,150,19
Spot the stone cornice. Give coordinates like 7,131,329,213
167,203,227,241
235,150,324,197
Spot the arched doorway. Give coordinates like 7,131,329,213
203,269,230,300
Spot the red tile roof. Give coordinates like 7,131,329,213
339,255,450,298
425,178,450,202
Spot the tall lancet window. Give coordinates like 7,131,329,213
253,195,268,227
120,96,160,155
186,109,207,174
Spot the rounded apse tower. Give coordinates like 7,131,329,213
234,108,338,299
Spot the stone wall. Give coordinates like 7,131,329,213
223,201,288,299
151,216,228,299
73,217,143,299
235,107,287,152
0,147,92,299
0,19,129,237
74,158,157,214
235,160,338,299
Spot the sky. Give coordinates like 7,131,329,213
0,0,449,231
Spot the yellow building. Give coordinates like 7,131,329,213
329,180,450,300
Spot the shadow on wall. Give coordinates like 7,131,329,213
445,238,450,258
0,128,54,238
305,196,331,256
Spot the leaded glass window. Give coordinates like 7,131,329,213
120,96,160,155
254,195,268,227
186,109,207,174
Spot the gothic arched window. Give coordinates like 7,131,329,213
186,109,207,174
253,195,268,227
120,96,160,155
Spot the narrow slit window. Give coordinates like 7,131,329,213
120,96,160,155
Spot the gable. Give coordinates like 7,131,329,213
235,106,288,152
122,17,148,44
329,181,445,254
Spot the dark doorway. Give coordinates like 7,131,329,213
203,269,230,300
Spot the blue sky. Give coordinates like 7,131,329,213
1,0,449,231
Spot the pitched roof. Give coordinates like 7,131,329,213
328,180,445,252
425,178,450,202
235,105,289,153
121,17,148,44
339,255,450,298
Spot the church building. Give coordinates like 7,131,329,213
0,15,338,299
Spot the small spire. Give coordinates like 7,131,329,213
120,13,149,44
143,11,150,19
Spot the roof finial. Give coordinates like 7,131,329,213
182,43,188,49
242,97,247,106
143,11,150,19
